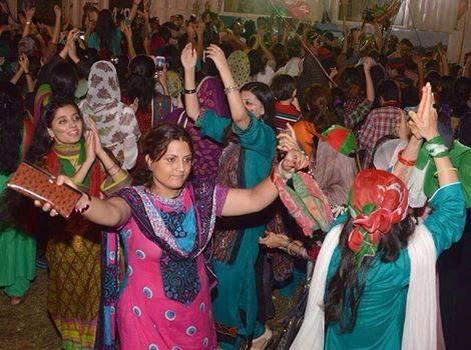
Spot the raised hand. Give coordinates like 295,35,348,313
18,54,30,73
408,83,439,141
120,21,132,39
53,4,61,18
84,129,97,164
362,56,374,71
204,44,229,71
86,117,105,157
180,43,197,70
25,7,35,22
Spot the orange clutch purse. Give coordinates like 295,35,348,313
7,162,82,219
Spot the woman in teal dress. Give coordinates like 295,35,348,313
290,84,466,349
0,82,36,305
86,9,122,57
181,44,276,349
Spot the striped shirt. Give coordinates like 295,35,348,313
273,102,302,132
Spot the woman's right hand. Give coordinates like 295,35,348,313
181,43,197,70
408,83,439,141
33,175,89,217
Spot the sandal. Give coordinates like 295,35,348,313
10,296,22,305
250,326,272,350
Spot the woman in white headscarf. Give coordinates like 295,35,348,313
79,61,140,170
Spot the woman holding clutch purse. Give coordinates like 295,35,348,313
26,99,131,350
36,120,308,350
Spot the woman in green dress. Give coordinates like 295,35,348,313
291,84,466,349
0,82,36,305
26,99,131,349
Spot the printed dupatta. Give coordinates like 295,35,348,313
95,181,220,349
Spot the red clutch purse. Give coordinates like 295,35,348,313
7,162,82,219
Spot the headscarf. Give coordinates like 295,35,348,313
348,169,408,267
227,50,250,87
78,61,140,170
321,125,356,156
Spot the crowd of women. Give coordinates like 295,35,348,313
0,1,470,349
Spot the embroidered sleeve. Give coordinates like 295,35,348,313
214,184,229,217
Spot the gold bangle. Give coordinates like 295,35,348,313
434,167,458,177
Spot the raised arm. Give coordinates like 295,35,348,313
205,44,250,129
363,57,375,103
121,22,136,58
51,5,61,45
22,7,35,38
410,84,458,186
181,43,201,121
128,0,141,24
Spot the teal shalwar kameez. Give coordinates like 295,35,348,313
196,109,276,349
324,183,466,349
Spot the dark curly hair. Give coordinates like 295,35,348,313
133,122,194,187
324,215,415,332
0,82,25,175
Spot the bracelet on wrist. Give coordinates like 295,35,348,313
434,167,457,177
224,85,239,94
183,88,197,95
397,149,415,167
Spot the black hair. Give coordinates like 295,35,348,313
94,9,116,53
124,55,156,111
452,77,471,118
324,215,415,331
0,82,24,175
221,82,276,146
49,61,78,100
401,85,420,108
270,74,297,101
133,122,194,187
240,82,276,124
247,49,265,77
25,99,82,164
270,43,289,71
340,67,364,96
425,70,441,93
378,79,400,102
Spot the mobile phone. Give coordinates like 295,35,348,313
155,56,166,71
